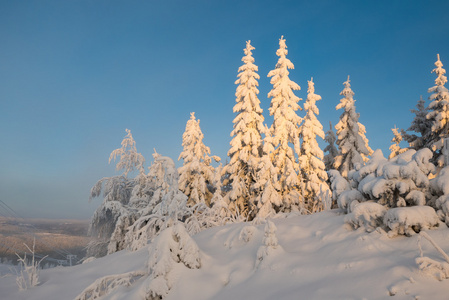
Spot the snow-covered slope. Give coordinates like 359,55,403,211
1,210,449,300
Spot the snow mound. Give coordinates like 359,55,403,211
384,206,440,237
345,202,387,231
337,189,365,212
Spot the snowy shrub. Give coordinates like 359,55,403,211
344,201,387,231
145,223,201,300
349,149,436,209
239,225,257,243
337,189,365,213
435,196,449,226
431,166,449,225
389,127,408,159
416,231,449,281
185,201,236,235
253,136,281,222
88,178,135,255
89,146,192,256
75,270,146,300
383,206,440,237
88,130,145,257
352,149,388,188
328,169,351,206
77,223,201,300
121,152,191,252
256,220,280,268
15,239,47,291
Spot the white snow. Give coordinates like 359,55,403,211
383,206,440,237
2,210,449,299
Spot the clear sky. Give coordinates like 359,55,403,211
1,0,449,219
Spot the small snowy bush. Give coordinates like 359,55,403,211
416,231,449,281
431,166,449,225
383,206,440,237
344,202,387,231
75,270,146,300
357,149,435,208
145,223,201,299
15,239,47,291
256,220,280,268
328,169,351,206
239,225,257,243
337,189,365,213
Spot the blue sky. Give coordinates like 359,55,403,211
1,0,449,219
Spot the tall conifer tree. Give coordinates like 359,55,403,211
334,76,373,178
324,122,338,171
225,40,265,216
178,113,218,206
298,79,329,212
426,54,449,166
401,96,431,150
267,36,303,211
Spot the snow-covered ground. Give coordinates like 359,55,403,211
1,210,449,300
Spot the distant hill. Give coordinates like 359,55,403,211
0,217,90,266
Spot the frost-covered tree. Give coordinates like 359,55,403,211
225,40,265,217
255,220,280,268
145,223,201,300
75,223,201,300
178,113,219,207
253,128,281,221
324,122,338,171
334,76,373,178
109,129,146,177
353,149,435,208
88,129,145,257
401,96,431,150
426,54,449,166
431,166,449,225
123,151,190,252
267,36,303,211
389,126,407,159
298,78,329,212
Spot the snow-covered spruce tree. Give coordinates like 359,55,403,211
267,36,303,212
334,76,373,178
354,148,436,208
178,112,219,207
252,127,281,222
145,223,201,300
431,166,449,225
75,223,201,300
426,54,449,166
109,129,146,176
255,220,282,269
401,96,431,151
224,40,266,219
389,126,407,159
184,163,236,234
123,150,190,252
324,121,339,171
208,163,233,223
298,78,330,212
88,129,145,257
